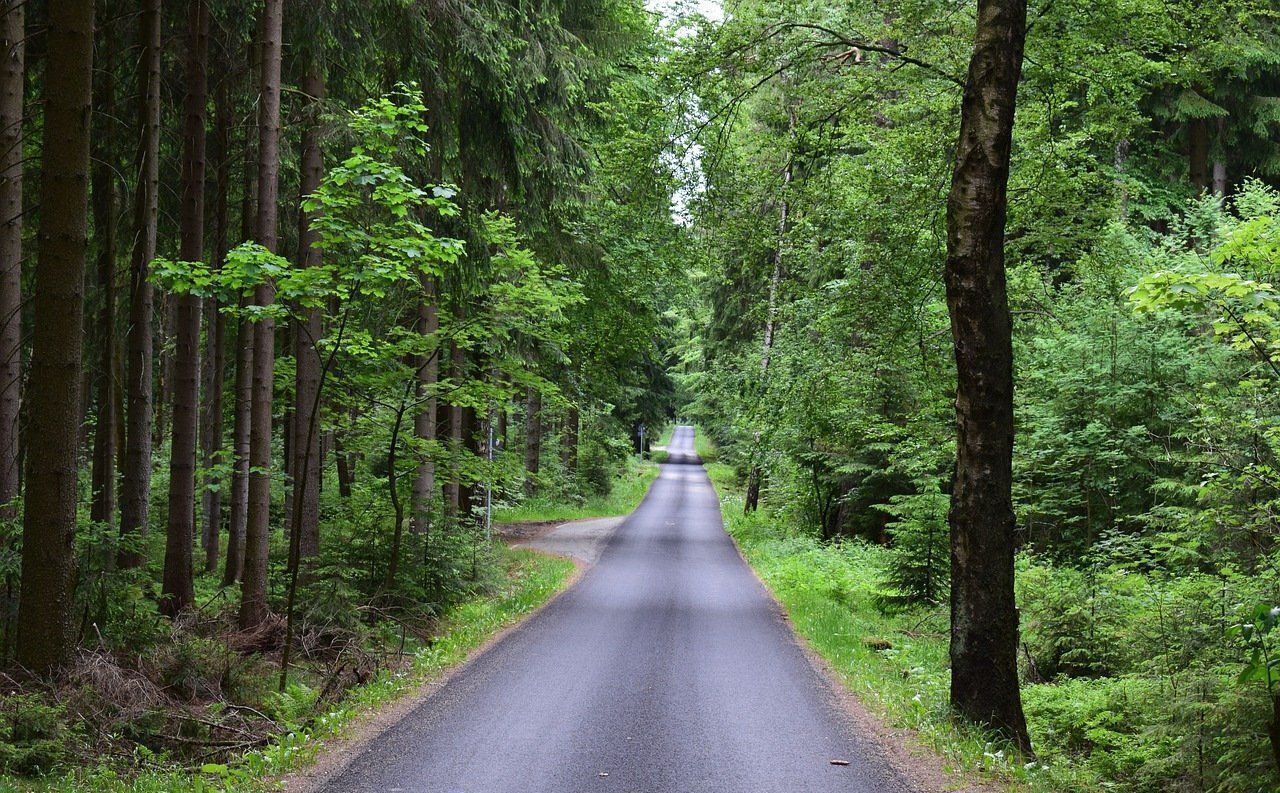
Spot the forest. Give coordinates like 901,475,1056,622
0,0,1278,791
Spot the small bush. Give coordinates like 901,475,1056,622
0,693,83,776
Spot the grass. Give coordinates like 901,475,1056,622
704,463,1076,792
692,425,718,462
0,547,574,793
492,456,658,525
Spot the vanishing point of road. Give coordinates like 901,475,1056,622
321,426,909,793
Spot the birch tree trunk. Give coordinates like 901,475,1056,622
944,0,1032,752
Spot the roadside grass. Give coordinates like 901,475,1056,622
493,456,657,525
0,548,573,793
656,424,674,446
692,426,718,462
705,464,1100,793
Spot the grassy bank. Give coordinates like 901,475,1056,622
493,456,658,525
0,548,573,793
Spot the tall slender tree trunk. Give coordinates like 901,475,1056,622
335,428,353,499
562,406,579,477
1188,117,1210,194
224,64,258,587
161,0,208,618
90,26,118,534
411,276,439,536
292,64,323,563
1211,120,1227,197
239,0,284,630
16,0,94,673
201,62,230,573
442,338,463,516
0,0,23,519
523,388,541,495
118,0,162,570
943,0,1032,752
224,317,251,585
746,112,794,514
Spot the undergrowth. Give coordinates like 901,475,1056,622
0,548,572,793
709,461,1280,793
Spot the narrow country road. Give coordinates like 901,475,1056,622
321,426,909,793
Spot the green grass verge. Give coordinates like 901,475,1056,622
692,426,718,462
0,548,574,793
705,464,1083,792
493,456,658,525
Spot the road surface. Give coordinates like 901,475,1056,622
321,426,908,793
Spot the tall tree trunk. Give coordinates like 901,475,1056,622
335,428,353,499
292,64,323,562
746,112,794,514
943,0,1032,752
442,338,463,516
201,61,230,573
16,0,94,673
118,0,161,570
0,0,23,519
223,316,251,585
161,0,208,618
1211,120,1227,197
523,388,541,495
239,0,284,630
561,406,578,477
411,276,439,535
1188,117,1210,194
224,63,257,588
90,26,117,534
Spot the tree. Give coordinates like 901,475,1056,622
161,0,209,617
240,0,283,630
119,0,162,570
943,0,1032,751
89,12,118,536
291,61,323,563
15,0,94,673
0,0,23,518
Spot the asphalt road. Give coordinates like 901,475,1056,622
322,426,908,793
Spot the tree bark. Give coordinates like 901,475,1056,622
523,388,541,495
411,276,439,535
1188,117,1210,194
292,64,323,562
118,0,162,570
943,0,1032,753
90,25,117,534
442,338,463,515
161,0,208,618
16,0,94,673
562,406,579,477
201,56,231,573
335,427,353,499
224,58,257,588
239,0,284,630
417,277,448,532
0,0,23,519
224,317,251,585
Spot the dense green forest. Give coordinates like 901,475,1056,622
1,0,1279,790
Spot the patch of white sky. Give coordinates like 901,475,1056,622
645,0,724,223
